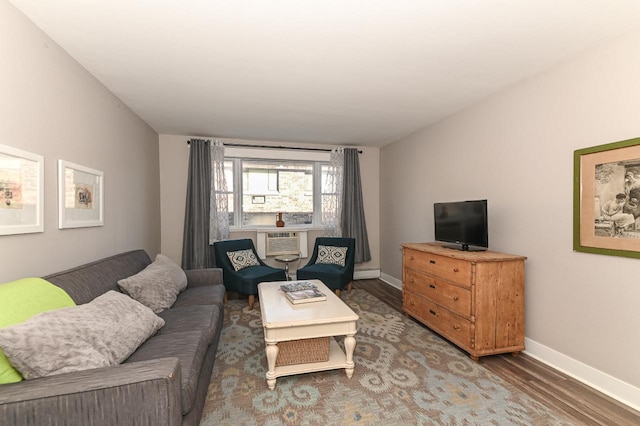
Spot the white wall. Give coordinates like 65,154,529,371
0,0,160,282
159,134,380,273
380,28,640,407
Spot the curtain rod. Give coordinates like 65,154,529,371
187,140,362,153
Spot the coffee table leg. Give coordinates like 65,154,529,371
344,333,356,379
265,341,279,390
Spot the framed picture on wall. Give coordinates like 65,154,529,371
574,136,640,258
0,144,44,235
58,160,104,229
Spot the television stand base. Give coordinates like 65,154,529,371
442,243,487,252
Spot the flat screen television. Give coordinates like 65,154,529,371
434,199,488,251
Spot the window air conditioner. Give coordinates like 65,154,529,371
266,232,300,256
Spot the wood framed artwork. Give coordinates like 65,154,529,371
0,144,44,235
574,136,640,258
58,160,104,229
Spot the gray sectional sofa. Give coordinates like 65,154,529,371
0,249,225,426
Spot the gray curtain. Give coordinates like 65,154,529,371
181,138,212,269
341,148,371,263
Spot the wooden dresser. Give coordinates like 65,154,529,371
402,242,526,360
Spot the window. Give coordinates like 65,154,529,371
223,158,328,228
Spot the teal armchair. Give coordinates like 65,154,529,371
296,237,356,295
213,239,286,310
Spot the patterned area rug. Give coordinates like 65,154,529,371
199,289,573,425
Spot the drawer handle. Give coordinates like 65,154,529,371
430,260,436,264
410,255,415,260
453,296,459,301
429,284,436,289
453,325,460,330
429,309,437,316
411,278,415,283
453,268,459,272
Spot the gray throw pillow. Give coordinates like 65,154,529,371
315,245,348,266
118,254,188,313
227,249,260,271
0,291,164,380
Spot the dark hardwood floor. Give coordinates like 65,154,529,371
353,278,640,426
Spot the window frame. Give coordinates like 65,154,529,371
224,155,329,229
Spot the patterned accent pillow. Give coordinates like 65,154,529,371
0,291,164,380
227,249,260,271
315,245,348,267
117,254,188,313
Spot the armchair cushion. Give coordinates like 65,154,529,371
226,249,260,271
315,245,348,266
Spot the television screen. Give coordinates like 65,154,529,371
434,200,488,251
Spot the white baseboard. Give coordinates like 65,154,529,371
291,269,380,282
379,272,402,290
354,269,381,280
524,338,640,412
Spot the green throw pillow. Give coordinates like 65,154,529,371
0,277,75,384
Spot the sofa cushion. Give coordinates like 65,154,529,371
226,249,259,271
0,291,164,380
0,278,76,384
124,330,209,415
157,305,221,344
173,285,225,308
118,254,188,313
315,245,348,266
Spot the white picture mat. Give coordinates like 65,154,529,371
0,144,44,235
58,160,104,228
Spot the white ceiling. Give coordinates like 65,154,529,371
9,0,640,147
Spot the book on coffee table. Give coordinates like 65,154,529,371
280,281,317,293
285,288,327,304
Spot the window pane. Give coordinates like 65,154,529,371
321,164,329,193
227,193,234,226
214,160,234,226
224,161,233,192
241,160,313,226
321,164,340,226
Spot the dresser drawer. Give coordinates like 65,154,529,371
404,249,472,288
404,291,473,349
404,269,471,318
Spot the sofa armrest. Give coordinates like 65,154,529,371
184,268,223,288
0,358,182,426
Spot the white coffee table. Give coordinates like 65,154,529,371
258,279,359,390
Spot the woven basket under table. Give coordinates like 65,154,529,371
275,337,330,366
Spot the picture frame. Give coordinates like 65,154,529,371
0,144,44,235
574,136,640,258
58,160,104,229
